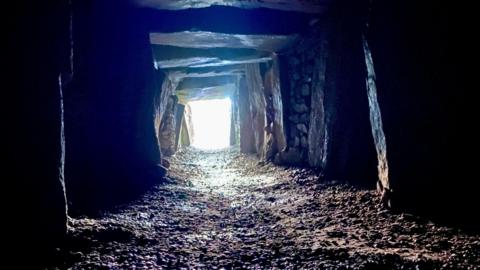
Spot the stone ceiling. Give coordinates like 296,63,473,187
135,0,333,14
176,84,236,104
150,32,298,51
145,0,332,102
151,32,296,69
150,31,295,102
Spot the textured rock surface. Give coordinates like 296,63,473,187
308,35,329,168
245,63,267,159
6,3,73,266
9,0,70,253
152,46,272,69
159,95,179,156
364,1,477,229
66,2,164,214
320,3,378,187
230,86,240,146
155,73,179,150
150,31,297,51
263,57,287,160
239,76,256,153
136,0,333,14
363,36,390,201
281,31,322,164
174,103,185,151
179,104,194,147
50,149,480,269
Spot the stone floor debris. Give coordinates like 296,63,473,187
51,148,479,269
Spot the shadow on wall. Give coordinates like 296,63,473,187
65,1,165,215
366,1,476,230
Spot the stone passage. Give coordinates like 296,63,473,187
51,148,479,269
11,1,476,267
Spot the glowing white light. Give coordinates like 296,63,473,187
189,98,231,150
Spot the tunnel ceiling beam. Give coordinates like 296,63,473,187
169,70,244,79
177,75,237,90
167,64,245,78
166,65,245,80
152,46,265,60
155,55,271,69
176,84,236,104
152,45,273,69
150,32,297,51
136,0,333,14
169,64,245,75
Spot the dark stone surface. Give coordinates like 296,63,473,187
362,36,390,203
245,63,267,158
150,32,297,51
155,72,179,144
135,0,333,14
322,1,378,188
263,57,287,160
174,103,185,152
180,104,194,147
230,85,240,146
6,0,69,261
308,36,328,168
239,76,256,154
65,1,163,214
367,1,476,229
159,95,179,156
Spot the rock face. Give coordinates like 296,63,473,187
263,56,287,160
362,36,390,203
160,95,179,156
150,31,297,51
8,0,70,258
245,63,267,159
230,86,240,146
365,1,477,228
180,104,194,147
280,31,321,165
155,73,179,152
276,7,377,189
321,4,378,187
65,2,164,214
308,36,328,168
239,76,256,153
174,103,185,151
135,0,333,14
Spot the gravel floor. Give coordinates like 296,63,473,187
51,148,479,269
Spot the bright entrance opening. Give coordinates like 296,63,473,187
188,98,232,150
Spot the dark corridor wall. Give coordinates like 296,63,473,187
6,0,70,255
323,2,378,187
367,1,475,229
65,1,163,214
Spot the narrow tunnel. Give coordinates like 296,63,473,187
8,0,478,269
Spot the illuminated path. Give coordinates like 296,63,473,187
56,149,480,269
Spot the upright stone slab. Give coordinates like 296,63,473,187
65,2,163,213
239,76,256,153
160,95,178,156
308,35,329,168
245,63,267,159
8,0,70,257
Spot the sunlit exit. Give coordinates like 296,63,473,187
188,98,231,150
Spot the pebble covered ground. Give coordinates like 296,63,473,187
51,148,479,269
